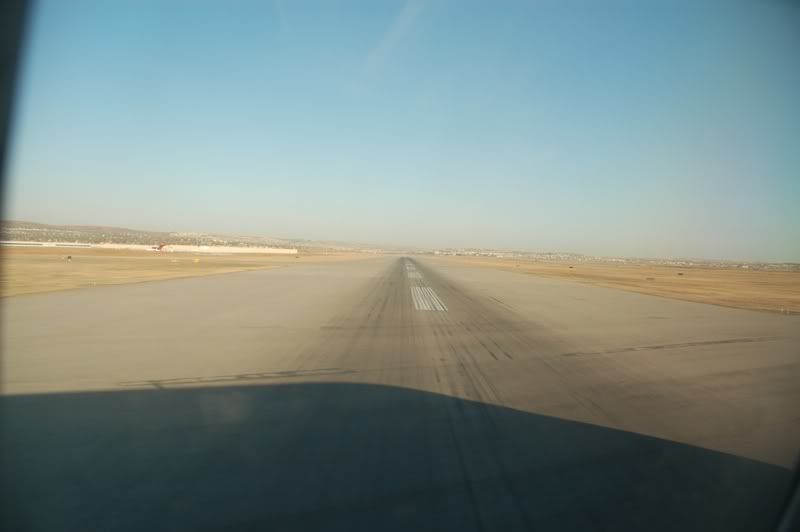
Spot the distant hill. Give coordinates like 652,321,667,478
0,220,365,252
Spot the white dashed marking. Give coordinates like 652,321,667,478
405,259,447,312
411,286,448,312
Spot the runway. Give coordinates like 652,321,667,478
2,256,799,531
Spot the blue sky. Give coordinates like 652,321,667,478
5,0,799,260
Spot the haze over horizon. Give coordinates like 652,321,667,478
4,1,799,261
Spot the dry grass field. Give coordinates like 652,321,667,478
434,256,800,314
1,247,369,297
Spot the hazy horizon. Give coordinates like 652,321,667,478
4,216,798,264
4,1,799,262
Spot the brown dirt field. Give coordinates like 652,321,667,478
432,256,800,314
1,247,372,297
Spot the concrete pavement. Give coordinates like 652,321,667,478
2,256,799,531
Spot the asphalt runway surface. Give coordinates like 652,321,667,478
3,256,799,531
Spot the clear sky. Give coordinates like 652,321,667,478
4,0,799,260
